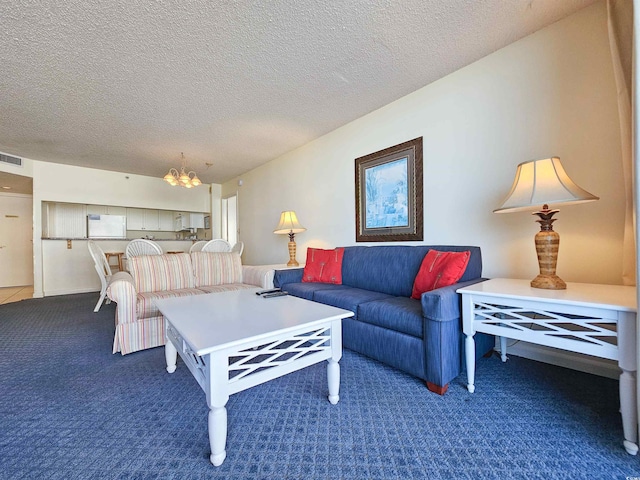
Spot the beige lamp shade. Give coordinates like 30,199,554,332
273,211,306,234
493,156,598,290
494,157,599,213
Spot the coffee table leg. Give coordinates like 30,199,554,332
209,405,227,466
327,358,340,405
465,334,476,393
165,340,177,374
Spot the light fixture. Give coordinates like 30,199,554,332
494,156,598,290
274,211,306,267
163,152,202,188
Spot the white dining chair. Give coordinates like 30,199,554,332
125,239,163,258
231,241,244,256
189,240,207,253
201,239,232,252
87,240,112,312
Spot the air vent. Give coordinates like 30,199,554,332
0,153,22,167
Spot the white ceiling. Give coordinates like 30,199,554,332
0,0,597,186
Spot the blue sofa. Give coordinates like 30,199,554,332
274,245,493,394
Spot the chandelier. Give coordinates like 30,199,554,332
163,152,202,188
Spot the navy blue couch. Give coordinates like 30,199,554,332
274,245,493,394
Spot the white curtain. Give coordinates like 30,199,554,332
608,0,636,286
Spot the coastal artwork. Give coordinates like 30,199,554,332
355,137,423,242
365,157,409,229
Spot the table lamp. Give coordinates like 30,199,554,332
274,211,306,267
494,157,598,290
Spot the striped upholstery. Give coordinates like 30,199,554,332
107,252,277,355
137,288,205,319
113,315,165,355
191,252,242,287
197,283,256,294
128,253,195,293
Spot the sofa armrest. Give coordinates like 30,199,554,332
242,265,276,289
106,271,138,325
274,268,304,288
420,278,487,322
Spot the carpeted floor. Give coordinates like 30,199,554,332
1,293,639,479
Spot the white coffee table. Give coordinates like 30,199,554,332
155,289,354,466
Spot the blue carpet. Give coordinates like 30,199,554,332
1,293,639,479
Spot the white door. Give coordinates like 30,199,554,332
222,194,238,246
0,193,33,287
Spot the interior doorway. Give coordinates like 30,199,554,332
0,191,34,287
221,194,238,246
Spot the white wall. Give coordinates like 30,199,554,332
224,2,625,286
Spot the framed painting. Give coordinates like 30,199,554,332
355,137,423,242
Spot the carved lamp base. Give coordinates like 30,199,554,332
287,239,299,267
531,205,566,290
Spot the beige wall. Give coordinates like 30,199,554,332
224,2,625,285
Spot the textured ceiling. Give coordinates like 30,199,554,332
0,0,598,185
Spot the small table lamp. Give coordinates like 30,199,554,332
494,157,598,290
274,211,306,267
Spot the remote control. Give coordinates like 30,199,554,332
256,288,281,295
263,291,288,298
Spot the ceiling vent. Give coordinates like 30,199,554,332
0,153,23,167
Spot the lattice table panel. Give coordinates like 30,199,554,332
472,300,618,360
228,327,331,382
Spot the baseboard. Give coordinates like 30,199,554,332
44,287,98,297
498,342,620,380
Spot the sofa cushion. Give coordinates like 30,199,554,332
129,253,195,293
302,247,345,284
313,287,393,319
340,246,481,297
191,252,243,287
282,282,344,300
138,288,205,319
411,250,470,299
357,297,424,338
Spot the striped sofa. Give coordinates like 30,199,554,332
106,252,275,355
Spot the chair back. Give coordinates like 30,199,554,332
189,240,207,253
201,239,232,252
231,241,244,256
125,239,163,258
88,240,112,279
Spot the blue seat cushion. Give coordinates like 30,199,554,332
313,287,393,319
357,297,424,339
282,282,345,300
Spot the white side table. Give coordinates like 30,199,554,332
458,278,638,455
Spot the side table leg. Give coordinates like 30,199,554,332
209,406,228,466
500,336,508,363
327,358,340,405
619,368,638,455
465,334,476,393
165,340,177,374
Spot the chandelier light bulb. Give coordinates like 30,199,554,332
163,152,203,188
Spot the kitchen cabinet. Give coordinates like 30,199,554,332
87,205,127,216
175,212,205,231
158,210,175,232
126,208,159,231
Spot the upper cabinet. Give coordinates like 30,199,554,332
158,210,174,231
86,205,127,216
175,212,205,231
126,208,159,231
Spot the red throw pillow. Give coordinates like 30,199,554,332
302,248,345,284
411,250,470,299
